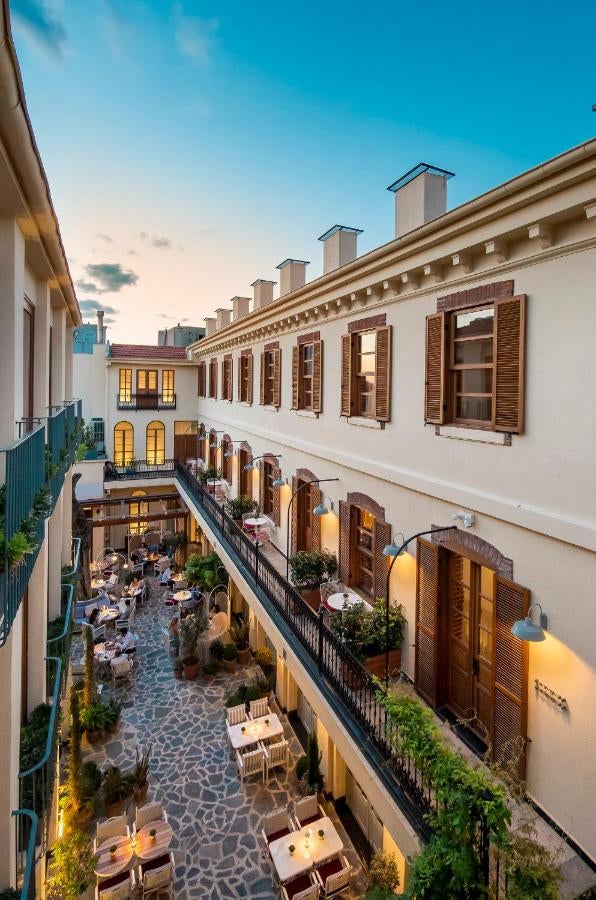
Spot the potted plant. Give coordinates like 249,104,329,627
364,851,401,900
229,618,250,664
225,683,248,708
224,495,257,524
45,829,97,899
77,761,102,826
288,550,337,608
179,613,203,680
104,698,122,735
221,643,237,672
173,657,183,680
199,465,221,485
288,844,296,856
80,701,109,743
133,744,152,804
203,661,219,679
297,731,323,796
109,844,117,859
331,599,406,680
102,766,133,818
149,828,157,841
209,639,225,662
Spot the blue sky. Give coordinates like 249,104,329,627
11,0,596,342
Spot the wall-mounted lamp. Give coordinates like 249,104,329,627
313,501,329,517
512,602,548,642
272,476,285,488
451,511,475,528
383,532,406,558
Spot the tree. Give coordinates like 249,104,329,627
46,829,96,899
83,625,95,708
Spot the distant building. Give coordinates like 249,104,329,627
157,323,205,347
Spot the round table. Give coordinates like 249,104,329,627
135,820,173,861
326,591,362,612
95,834,133,878
174,590,192,602
244,516,268,528
98,608,119,625
91,578,105,590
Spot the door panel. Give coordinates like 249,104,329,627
447,555,474,717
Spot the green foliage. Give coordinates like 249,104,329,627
365,886,399,900
295,755,308,781
32,486,52,517
80,700,110,733
289,549,337,590
68,688,82,812
368,851,400,895
6,530,37,567
203,661,219,675
20,704,53,813
134,744,152,788
224,494,258,520
0,889,20,900
185,551,227,589
229,617,250,650
82,625,96,708
79,761,102,798
45,829,97,899
101,766,134,806
500,825,562,899
104,698,122,728
179,612,204,664
254,646,274,670
331,599,406,659
306,731,323,792
210,639,225,660
244,684,262,703
199,466,221,484
47,614,65,643
222,643,237,661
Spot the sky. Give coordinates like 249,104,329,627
10,0,596,343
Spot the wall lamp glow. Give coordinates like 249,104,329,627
512,602,548,642
243,453,281,471
383,532,406,557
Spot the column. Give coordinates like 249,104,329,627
50,306,66,407
316,720,333,793
33,280,51,418
331,745,347,800
0,217,25,442
61,469,73,565
26,532,49,714
47,494,64,619
0,621,24,888
64,326,74,400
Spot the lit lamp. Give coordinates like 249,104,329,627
272,475,285,488
512,602,547,642
313,500,329,517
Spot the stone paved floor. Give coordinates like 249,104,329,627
75,578,368,899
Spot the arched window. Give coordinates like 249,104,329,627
114,421,133,466
146,420,165,465
129,489,149,535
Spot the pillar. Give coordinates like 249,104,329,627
33,280,51,419
47,495,64,619
61,469,73,565
0,217,25,442
0,620,24,888
50,306,66,407
331,745,347,800
64,325,74,400
316,719,333,794
286,670,298,713
26,535,49,714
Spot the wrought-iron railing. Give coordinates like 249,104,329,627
10,809,38,900
116,393,177,410
47,584,74,674
47,406,67,503
104,458,178,481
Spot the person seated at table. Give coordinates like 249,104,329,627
168,616,180,639
159,564,175,589
87,606,100,627
95,585,112,605
118,597,133,621
129,575,143,593
116,628,137,657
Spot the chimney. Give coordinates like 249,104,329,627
276,259,309,296
232,296,251,320
388,163,454,238
252,279,276,310
96,309,106,344
205,316,217,337
215,308,232,330
318,225,362,274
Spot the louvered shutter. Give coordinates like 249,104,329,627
313,341,323,414
290,476,299,556
374,326,392,422
338,500,351,584
246,354,253,405
493,295,526,433
493,575,529,779
340,334,353,416
373,519,392,600
259,353,265,405
415,537,442,706
273,349,281,408
272,464,281,526
221,360,226,399
227,360,233,401
258,460,265,512
425,312,446,424
291,345,300,409
310,486,322,552
237,357,242,400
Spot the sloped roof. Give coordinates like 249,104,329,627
109,344,188,360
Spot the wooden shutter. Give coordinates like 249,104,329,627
237,357,242,400
338,500,351,584
291,345,300,410
258,460,265,512
273,349,281,408
424,312,446,424
313,340,323,414
259,353,265,405
493,295,526,433
493,575,529,779
246,353,253,405
373,519,392,600
415,537,443,706
340,334,353,416
221,360,226,399
310,486,322,552
290,476,299,556
272,463,281,526
374,326,392,422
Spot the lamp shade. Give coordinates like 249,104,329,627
243,463,255,471
224,450,234,458
383,542,404,557
313,504,328,516
272,477,284,488
511,616,546,642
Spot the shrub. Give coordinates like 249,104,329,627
331,599,406,659
244,685,262,703
254,646,274,670
368,851,400,894
295,755,308,781
500,825,562,899
222,643,237,661
45,829,96,899
210,639,225,660
289,550,337,590
229,618,250,650
225,495,257,520
203,661,219,676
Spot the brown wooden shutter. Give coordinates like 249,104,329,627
373,518,392,600
493,295,526,433
340,334,353,416
310,486,322,552
221,360,226,399
259,353,265,405
246,353,253,405
291,345,300,410
493,575,529,779
237,357,241,400
415,537,443,706
338,500,351,584
312,340,323,414
273,349,281,408
425,312,446,424
272,464,281,526
374,326,392,422
290,476,299,556
258,460,265,512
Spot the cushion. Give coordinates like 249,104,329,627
299,813,320,826
266,827,290,843
285,874,313,899
141,853,171,875
97,872,130,892
316,857,343,884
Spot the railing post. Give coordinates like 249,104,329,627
317,604,324,673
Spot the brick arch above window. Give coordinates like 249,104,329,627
296,467,318,483
346,491,386,522
239,440,252,454
430,524,513,580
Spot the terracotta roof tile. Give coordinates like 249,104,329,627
109,344,188,360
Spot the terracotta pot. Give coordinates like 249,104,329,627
236,647,251,665
174,668,183,680
134,782,148,805
105,720,119,735
299,588,321,612
183,660,200,680
105,801,122,818
86,729,101,744
363,648,402,679
222,659,236,673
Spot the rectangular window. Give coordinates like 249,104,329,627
301,343,314,409
118,369,132,403
449,305,495,425
137,370,157,392
222,358,233,401
162,370,175,402
354,507,375,596
341,322,391,422
355,331,376,417
209,359,218,398
262,459,275,516
198,363,206,397
263,351,275,405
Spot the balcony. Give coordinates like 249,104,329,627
104,458,178,481
116,393,177,411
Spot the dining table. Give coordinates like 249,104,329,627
325,591,373,613
269,816,343,883
244,516,268,529
226,713,284,750
95,834,134,878
91,578,105,590
173,590,192,602
135,820,173,861
97,607,119,625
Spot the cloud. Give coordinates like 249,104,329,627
173,3,218,64
96,233,114,243
155,314,173,320
103,317,116,325
79,299,118,314
11,0,68,60
139,231,173,249
80,262,138,294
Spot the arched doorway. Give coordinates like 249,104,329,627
114,421,133,466
146,420,165,464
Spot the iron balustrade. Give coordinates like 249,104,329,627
47,584,75,668
104,458,178,481
116,393,177,411
10,809,38,900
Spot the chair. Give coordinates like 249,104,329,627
236,747,264,785
314,855,352,897
138,851,175,898
227,704,247,726
248,697,270,720
88,623,106,644
263,739,289,780
111,657,134,686
197,611,230,663
96,871,136,900
320,581,340,607
261,807,293,846
281,875,319,900
95,814,130,850
135,801,167,832
293,795,326,828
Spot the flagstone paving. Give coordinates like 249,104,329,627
76,578,368,899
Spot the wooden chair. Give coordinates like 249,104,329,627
263,739,289,780
236,747,265,785
320,581,340,607
95,870,135,900
95,815,129,851
281,875,319,900
137,851,175,898
248,697,270,720
111,657,134,687
314,855,352,897
261,807,293,846
293,795,326,828
226,704,247,726
135,801,167,833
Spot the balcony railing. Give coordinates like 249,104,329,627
116,393,177,410
10,809,38,900
104,459,178,481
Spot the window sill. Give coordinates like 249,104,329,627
346,416,384,430
239,400,252,407
260,404,278,413
294,409,319,419
434,425,509,445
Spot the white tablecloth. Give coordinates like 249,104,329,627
226,713,283,750
269,817,343,882
244,517,268,528
326,592,372,613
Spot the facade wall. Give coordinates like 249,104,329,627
74,342,107,422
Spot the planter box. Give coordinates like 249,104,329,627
183,660,200,680
299,588,321,612
363,649,402,679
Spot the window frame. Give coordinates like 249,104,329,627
263,350,275,406
208,359,218,399
222,358,233,401
262,459,275,516
354,329,377,419
240,355,249,401
114,421,133,466
146,420,165,465
447,302,495,428
137,369,158,393
118,368,132,403
299,342,315,411
162,369,175,403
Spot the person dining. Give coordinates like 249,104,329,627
117,628,137,656
128,575,143,594
118,597,133,621
87,606,100,627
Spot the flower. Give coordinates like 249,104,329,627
288,845,295,854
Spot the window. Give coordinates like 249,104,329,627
341,321,391,421
209,359,218,398
208,430,218,470
114,421,133,466
262,459,275,516
239,353,253,403
146,420,165,464
129,490,149,535
448,306,495,424
260,348,281,407
354,507,375,595
137,370,157,392
222,357,233,401
162,370,175,403
118,369,132,403
222,437,233,483
292,339,322,413
337,497,391,599
198,362,206,397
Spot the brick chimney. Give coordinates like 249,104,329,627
318,225,362,274
215,308,232,330
387,163,454,238
96,309,106,343
276,259,309,296
231,296,251,320
252,279,276,310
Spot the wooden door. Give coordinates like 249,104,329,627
174,434,197,463
137,370,158,408
296,479,312,551
352,507,375,596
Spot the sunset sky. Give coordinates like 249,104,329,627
11,0,596,343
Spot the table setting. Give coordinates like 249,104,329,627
269,816,343,882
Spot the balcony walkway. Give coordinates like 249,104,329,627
76,577,368,899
